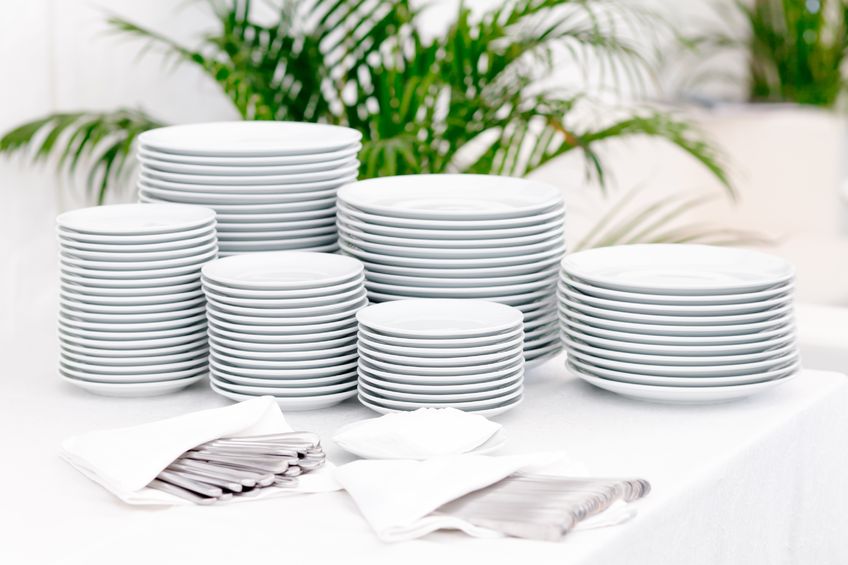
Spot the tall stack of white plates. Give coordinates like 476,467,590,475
136,121,361,256
356,300,525,416
201,251,367,410
337,175,565,364
558,244,799,404
57,203,217,396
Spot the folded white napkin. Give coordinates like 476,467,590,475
333,407,503,460
61,396,340,505
334,452,571,541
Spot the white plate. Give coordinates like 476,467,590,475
215,235,337,252
208,332,354,353
559,315,796,346
215,224,336,241
364,278,556,299
59,310,206,333
60,250,217,280
59,320,207,342
357,299,523,338
139,184,340,206
337,200,565,230
211,375,356,396
211,351,357,370
60,287,203,307
358,331,523,356
205,284,363,308
358,385,524,411
335,424,506,460
206,298,366,327
202,251,363,289
139,153,355,176
206,292,366,319
571,365,798,404
60,238,217,263
561,274,795,306
358,358,524,385
60,242,218,271
562,334,797,366
524,342,562,365
358,340,522,367
60,351,207,374
561,306,794,337
560,322,796,355
364,267,558,288
359,351,524,376
61,345,208,367
211,342,357,361
559,295,794,326
60,335,208,358
58,221,216,245
58,230,217,253
341,239,565,269
207,313,356,336
358,393,522,417
210,356,357,379
558,282,793,316
561,244,794,295
210,367,356,387
59,268,202,288
202,274,362,299
57,203,215,235
60,296,205,318
59,362,206,384
61,373,205,397
358,367,523,393
565,345,799,377
218,243,339,257
211,381,357,410
140,122,362,156
208,322,356,344
339,230,564,259
358,324,524,348
138,143,360,165
358,378,523,402
140,173,356,195
349,251,563,278
140,162,359,185
567,357,800,387
338,175,562,220
365,289,553,313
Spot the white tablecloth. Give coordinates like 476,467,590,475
1,315,846,565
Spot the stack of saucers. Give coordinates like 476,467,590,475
355,299,525,416
136,121,361,256
57,203,217,396
558,244,799,404
201,251,367,410
337,175,565,365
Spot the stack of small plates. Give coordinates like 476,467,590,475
558,244,799,404
355,299,525,416
136,121,361,256
201,251,367,410
57,203,217,396
337,175,565,364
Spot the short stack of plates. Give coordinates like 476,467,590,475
337,175,565,364
57,203,218,396
201,251,367,410
355,299,525,416
558,244,799,404
136,121,361,256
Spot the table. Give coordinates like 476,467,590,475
1,312,846,565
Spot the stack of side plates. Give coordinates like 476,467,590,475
558,244,799,404
57,203,218,396
355,299,525,416
136,121,362,256
337,175,565,364
201,251,367,410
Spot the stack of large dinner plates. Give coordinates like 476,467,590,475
201,251,367,410
356,299,525,416
337,175,565,365
558,244,799,404
57,203,217,396
136,121,361,256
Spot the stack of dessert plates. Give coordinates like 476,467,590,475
136,121,361,256
558,244,799,404
356,299,525,416
337,175,565,365
57,203,218,396
201,251,367,410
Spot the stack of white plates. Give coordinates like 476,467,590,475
355,299,525,416
558,244,799,404
57,203,218,396
136,121,361,256
201,251,367,410
337,175,565,364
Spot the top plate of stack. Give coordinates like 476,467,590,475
557,244,799,404
137,121,362,257
337,175,565,365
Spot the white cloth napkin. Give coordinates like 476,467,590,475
334,452,571,541
61,396,340,505
333,407,503,460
